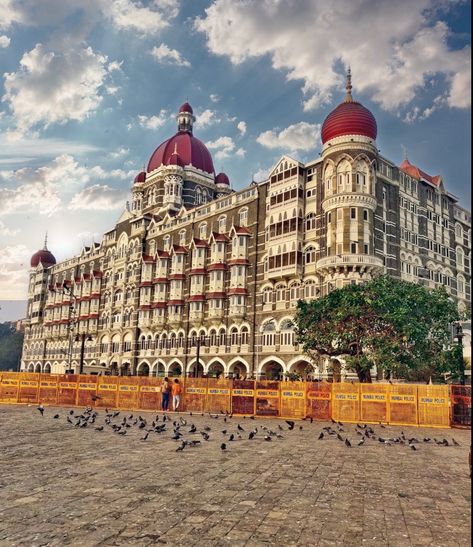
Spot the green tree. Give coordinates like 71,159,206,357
0,322,24,371
294,276,460,383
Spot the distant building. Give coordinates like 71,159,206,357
21,72,471,379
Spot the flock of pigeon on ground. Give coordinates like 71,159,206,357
35,404,461,453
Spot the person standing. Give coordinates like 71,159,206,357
161,377,171,412
172,378,182,411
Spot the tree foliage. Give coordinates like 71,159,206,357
294,276,460,382
0,322,24,371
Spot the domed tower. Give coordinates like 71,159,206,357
316,69,384,289
131,171,146,213
215,171,232,197
28,235,56,325
145,101,217,214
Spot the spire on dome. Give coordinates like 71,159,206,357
43,232,48,250
401,144,408,161
344,67,353,103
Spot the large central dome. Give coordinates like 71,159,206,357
147,102,215,174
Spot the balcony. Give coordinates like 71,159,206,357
316,254,384,274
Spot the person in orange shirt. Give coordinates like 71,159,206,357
172,378,182,411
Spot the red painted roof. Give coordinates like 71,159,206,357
321,101,377,144
399,159,441,186
30,249,56,268
179,102,193,114
192,238,208,248
215,172,230,185
147,131,214,174
134,171,146,184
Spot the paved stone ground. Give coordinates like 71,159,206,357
0,405,470,547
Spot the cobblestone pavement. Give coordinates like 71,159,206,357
0,405,470,547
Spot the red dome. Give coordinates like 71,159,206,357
147,132,214,174
134,171,146,184
321,100,377,144
165,152,185,168
31,249,56,268
179,102,193,114
215,172,230,185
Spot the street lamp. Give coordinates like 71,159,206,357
454,323,465,386
75,333,93,375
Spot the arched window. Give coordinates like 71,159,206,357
262,321,276,346
276,284,286,302
263,287,273,305
289,283,300,301
230,327,238,346
241,326,249,345
457,274,466,297
280,320,294,346
239,208,248,227
457,247,464,269
305,246,316,264
306,212,316,231
455,224,463,239
218,216,226,233
199,223,207,240
304,279,318,299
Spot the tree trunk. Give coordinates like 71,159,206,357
355,363,372,383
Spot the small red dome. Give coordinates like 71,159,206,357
179,102,193,114
321,101,377,144
148,132,214,174
215,172,230,185
134,171,146,184
31,249,56,268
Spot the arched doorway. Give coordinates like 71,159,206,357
110,362,119,376
152,362,166,377
228,360,249,379
289,360,314,380
120,362,131,376
137,362,150,376
208,361,224,378
188,361,204,378
44,363,51,374
35,363,41,373
168,361,183,377
27,363,34,372
261,360,284,380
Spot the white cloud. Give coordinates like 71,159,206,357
0,154,133,217
209,93,219,103
237,120,247,135
195,0,471,112
206,135,236,160
108,147,129,159
0,35,10,47
236,147,246,157
0,244,31,299
256,122,321,152
104,0,179,35
138,109,168,130
3,43,110,135
197,109,219,127
253,167,270,183
0,0,23,30
151,43,190,67
0,220,19,236
68,184,128,211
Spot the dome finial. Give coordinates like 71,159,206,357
344,66,353,103
43,232,48,250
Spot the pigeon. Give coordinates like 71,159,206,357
318,432,324,440
337,433,344,442
176,442,185,452
337,421,343,426
228,434,235,441
95,426,104,431
67,416,73,424
139,421,146,429
299,426,303,431
345,439,351,447
220,443,227,451
410,445,417,451
189,424,197,433
357,438,365,446
452,438,460,446
142,431,149,441
286,420,295,430
53,414,59,419
264,435,272,441
37,405,45,416
222,430,227,435
310,417,313,423
250,415,255,420
201,432,210,441
248,431,256,440
204,426,211,432
237,424,244,431
69,410,74,415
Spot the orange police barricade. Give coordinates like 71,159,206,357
39,374,58,405
280,381,306,419
417,385,450,428
255,381,280,417
331,382,360,423
205,378,232,414
57,374,79,406
306,381,332,421
76,374,98,407
0,371,20,403
360,383,389,424
388,384,418,426
95,376,119,408
18,372,40,404
450,385,471,428
231,379,255,415
138,377,162,411
183,377,207,413
117,376,141,410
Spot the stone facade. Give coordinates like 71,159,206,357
21,95,471,380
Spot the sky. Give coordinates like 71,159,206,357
0,0,471,307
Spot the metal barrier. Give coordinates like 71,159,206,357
450,385,471,427
0,373,469,429
417,385,450,428
306,382,331,421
